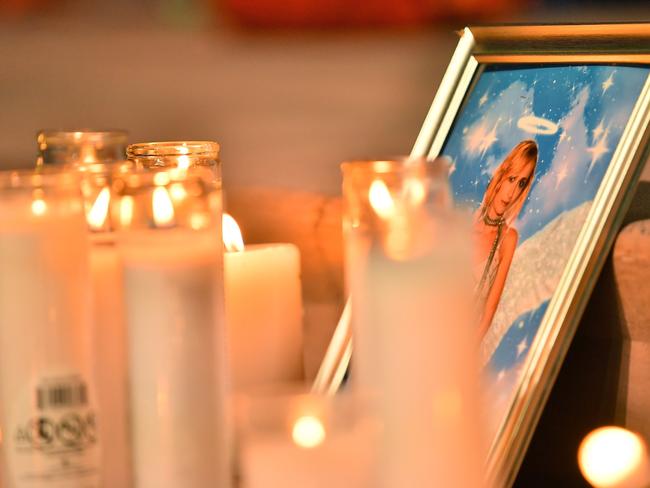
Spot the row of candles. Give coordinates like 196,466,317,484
1,132,308,488
1,130,643,488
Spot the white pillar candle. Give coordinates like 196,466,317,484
350,244,484,487
343,162,484,488
223,215,303,391
89,235,131,488
0,172,101,488
121,229,229,488
113,172,230,488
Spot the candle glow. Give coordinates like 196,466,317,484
368,179,395,219
177,145,191,170
152,187,174,227
292,415,326,449
578,426,650,487
31,198,47,216
120,195,134,228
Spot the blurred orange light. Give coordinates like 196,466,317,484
291,415,326,449
578,426,649,487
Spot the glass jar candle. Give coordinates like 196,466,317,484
341,157,484,488
77,162,135,488
37,129,128,166
0,167,101,487
111,164,230,488
236,389,377,488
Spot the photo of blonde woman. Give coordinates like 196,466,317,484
473,140,538,338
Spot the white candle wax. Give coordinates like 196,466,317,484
224,244,303,390
348,239,484,488
0,193,101,487
89,236,131,488
121,230,229,488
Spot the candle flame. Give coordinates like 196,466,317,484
86,187,111,230
177,155,191,170
222,213,244,252
292,415,326,449
31,198,47,216
80,145,96,164
578,426,649,487
120,195,134,228
152,187,175,227
169,183,187,202
153,172,170,187
369,179,395,219
404,177,427,206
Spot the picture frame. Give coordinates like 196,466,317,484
314,23,650,486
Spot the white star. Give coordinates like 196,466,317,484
516,338,528,357
517,320,525,329
602,72,615,94
462,126,468,134
479,93,488,107
593,120,605,141
587,129,610,172
497,370,506,382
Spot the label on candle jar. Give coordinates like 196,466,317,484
7,372,101,488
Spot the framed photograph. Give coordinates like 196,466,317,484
314,23,650,486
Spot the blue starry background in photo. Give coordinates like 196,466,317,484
442,64,649,243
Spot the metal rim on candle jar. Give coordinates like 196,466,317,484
126,141,220,159
126,142,221,177
37,129,129,148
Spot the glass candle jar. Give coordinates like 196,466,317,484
341,157,484,488
126,141,220,179
37,129,128,166
0,167,101,487
236,389,377,488
111,165,229,488
76,162,135,488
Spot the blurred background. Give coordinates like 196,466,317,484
1,0,648,195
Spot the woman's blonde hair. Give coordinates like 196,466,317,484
479,140,538,226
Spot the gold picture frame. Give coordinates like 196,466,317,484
314,23,650,486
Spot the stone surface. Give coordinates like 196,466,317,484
613,219,650,439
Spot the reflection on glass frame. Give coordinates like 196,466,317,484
315,23,650,486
